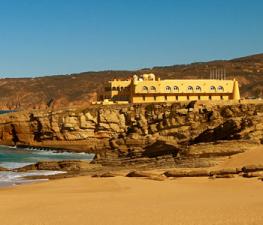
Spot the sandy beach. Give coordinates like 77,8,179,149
0,1,262,224
0,175,262,225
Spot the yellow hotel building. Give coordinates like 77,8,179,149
101,73,240,104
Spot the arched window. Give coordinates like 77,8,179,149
117,87,121,91
218,86,224,91
173,86,179,92
165,86,171,91
112,87,117,91
142,86,148,92
196,86,201,92
210,86,216,92
187,86,193,91
150,86,156,92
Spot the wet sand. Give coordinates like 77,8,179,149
0,176,263,225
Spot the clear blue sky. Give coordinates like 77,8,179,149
0,0,263,77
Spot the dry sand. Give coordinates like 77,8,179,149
1,145,263,225
0,176,263,225
215,146,263,169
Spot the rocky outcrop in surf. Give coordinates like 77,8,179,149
0,166,8,171
13,160,98,172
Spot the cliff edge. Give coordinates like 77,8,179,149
0,101,262,168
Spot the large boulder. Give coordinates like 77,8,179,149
242,164,263,173
126,170,154,178
63,116,79,130
212,174,235,179
79,115,96,129
209,168,240,176
164,169,209,177
243,172,263,178
142,140,179,158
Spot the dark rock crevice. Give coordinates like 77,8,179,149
30,113,43,142
192,119,242,144
11,124,19,144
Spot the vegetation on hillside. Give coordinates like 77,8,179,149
0,53,262,110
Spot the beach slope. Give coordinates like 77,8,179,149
0,176,263,225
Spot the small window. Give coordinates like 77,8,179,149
154,96,157,101
196,86,201,91
220,95,224,100
165,86,171,91
209,96,212,100
210,86,216,92
165,95,168,100
150,86,156,91
187,86,193,91
198,96,201,100
173,86,179,91
143,95,146,101
176,96,178,100
142,86,148,91
112,87,117,91
218,86,224,91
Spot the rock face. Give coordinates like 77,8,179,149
14,160,96,172
0,101,262,168
0,166,8,171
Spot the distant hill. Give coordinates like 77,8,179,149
0,53,262,110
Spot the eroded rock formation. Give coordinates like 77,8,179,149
0,101,262,167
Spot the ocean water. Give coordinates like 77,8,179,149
0,110,16,115
0,145,94,187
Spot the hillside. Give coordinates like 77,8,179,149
0,53,262,110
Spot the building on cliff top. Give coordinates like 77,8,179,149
96,73,240,104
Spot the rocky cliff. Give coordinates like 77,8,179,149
0,101,262,168
0,53,263,110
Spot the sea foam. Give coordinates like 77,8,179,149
0,170,66,187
